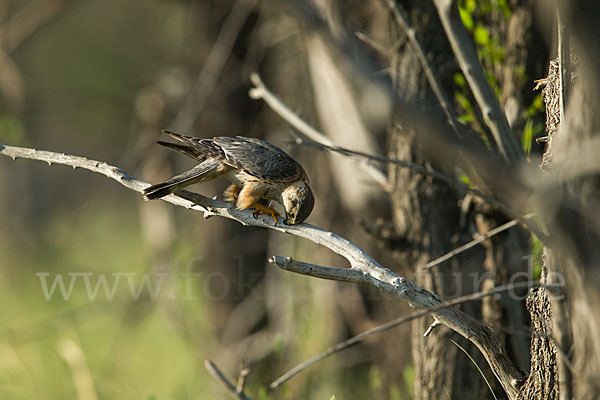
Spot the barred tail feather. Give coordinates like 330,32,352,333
143,181,181,200
142,161,221,200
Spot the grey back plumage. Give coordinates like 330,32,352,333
161,131,305,183
213,136,303,182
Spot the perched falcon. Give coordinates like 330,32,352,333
143,130,314,225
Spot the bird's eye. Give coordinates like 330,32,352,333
289,211,295,217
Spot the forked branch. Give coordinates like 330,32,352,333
0,143,523,399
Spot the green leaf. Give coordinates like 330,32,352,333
527,93,544,117
459,174,471,186
474,25,490,46
459,6,474,31
522,119,534,155
454,72,467,87
458,114,475,123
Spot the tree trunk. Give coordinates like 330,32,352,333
388,2,494,399
386,1,537,398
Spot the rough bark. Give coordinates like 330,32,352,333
518,251,559,400
386,1,540,398
387,2,494,399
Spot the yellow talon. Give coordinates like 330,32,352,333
252,203,280,224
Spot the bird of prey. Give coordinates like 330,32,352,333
143,130,314,225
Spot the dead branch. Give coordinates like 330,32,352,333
420,214,535,270
0,143,523,399
432,0,522,161
269,280,557,390
205,360,252,400
292,133,511,212
383,0,461,136
248,73,390,192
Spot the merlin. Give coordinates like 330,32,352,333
143,130,314,225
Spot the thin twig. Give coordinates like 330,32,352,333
420,214,535,270
0,143,524,397
383,0,461,136
205,360,252,400
248,73,391,192
433,0,522,161
354,30,391,60
293,133,512,213
450,338,498,400
170,0,256,132
236,365,250,396
269,280,558,390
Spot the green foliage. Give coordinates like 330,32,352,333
459,6,475,30
453,72,477,125
521,94,545,155
458,0,511,99
530,234,543,280
0,205,214,399
521,119,543,156
389,384,403,400
403,363,415,394
459,174,471,186
369,366,382,391
256,387,269,400
527,93,545,117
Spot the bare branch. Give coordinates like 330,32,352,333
170,0,257,132
205,360,252,400
293,134,511,213
354,30,391,60
236,365,250,397
420,213,535,270
0,143,523,399
433,0,522,161
269,281,557,391
294,135,552,248
450,338,499,400
248,73,390,192
383,0,461,136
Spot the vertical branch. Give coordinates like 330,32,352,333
553,9,573,400
433,0,522,161
556,8,570,126
384,0,461,136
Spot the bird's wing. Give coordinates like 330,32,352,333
159,130,224,161
212,136,303,182
158,131,304,182
156,140,207,162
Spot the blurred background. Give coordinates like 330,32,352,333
0,0,551,399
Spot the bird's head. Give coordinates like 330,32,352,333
281,182,314,225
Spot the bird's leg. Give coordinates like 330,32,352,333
252,203,280,224
235,182,280,224
223,184,241,203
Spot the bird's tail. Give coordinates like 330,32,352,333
143,161,222,200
